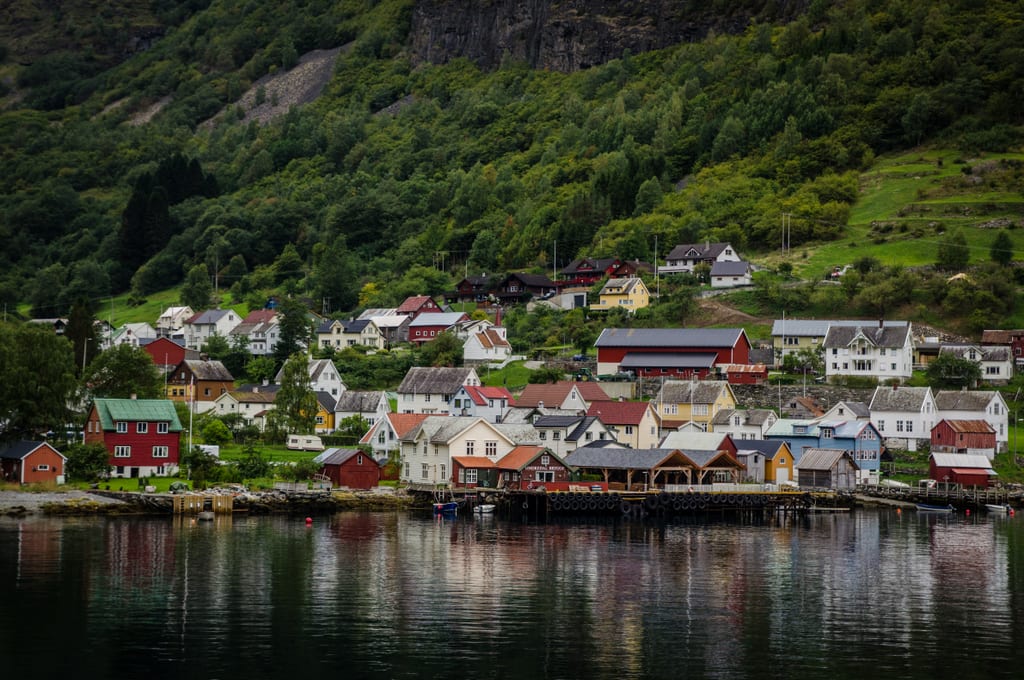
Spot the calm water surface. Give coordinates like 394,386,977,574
2,508,1023,680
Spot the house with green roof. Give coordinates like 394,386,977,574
85,398,183,479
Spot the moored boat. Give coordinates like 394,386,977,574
474,504,495,514
916,503,954,512
985,503,1012,514
433,501,459,514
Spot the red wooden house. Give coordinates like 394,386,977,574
85,398,183,479
930,419,997,458
452,455,497,489
560,258,652,287
142,337,200,373
929,452,996,487
0,441,67,485
720,363,768,385
166,357,234,410
316,448,381,489
448,274,497,304
396,295,442,318
495,446,574,490
981,329,1024,367
408,312,470,345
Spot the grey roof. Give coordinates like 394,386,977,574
501,407,581,424
735,439,789,458
493,423,543,445
826,401,871,418
335,391,385,413
869,386,932,411
655,380,732,405
823,323,911,349
567,416,603,442
600,277,645,293
397,367,475,395
185,359,234,381
771,319,907,337
315,391,337,412
933,390,1002,411
314,448,369,466
666,242,732,261
660,431,728,450
408,312,468,328
565,447,679,469
939,344,1012,362
236,383,281,395
619,352,717,369
533,415,585,428
596,328,745,349
0,441,63,461
403,416,484,443
711,408,776,426
309,359,340,383
676,448,737,467
342,319,372,333
710,260,751,276
797,448,853,470
930,453,995,470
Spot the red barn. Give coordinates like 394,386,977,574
142,337,199,373
930,419,997,458
929,453,996,487
85,398,183,478
316,448,381,489
594,328,751,377
0,441,67,485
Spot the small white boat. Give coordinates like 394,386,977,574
197,511,215,522
985,503,1012,515
474,504,496,514
916,503,954,513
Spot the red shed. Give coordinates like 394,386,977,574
316,448,381,489
721,363,768,385
0,441,67,485
929,453,996,487
930,419,997,458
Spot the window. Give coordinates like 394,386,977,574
734,416,742,426
378,431,386,444
539,431,547,440
433,445,440,457
896,421,904,433
987,366,1000,375
440,464,446,480
316,415,324,425
466,440,475,455
36,464,50,471
693,405,708,416
137,422,148,434
485,441,497,457
663,404,677,415
421,464,429,479
541,455,550,466
552,431,561,441
585,432,593,441
878,420,885,431
114,446,131,458
905,421,913,433
625,425,634,435
465,468,477,484
535,471,555,483
404,463,410,478
357,455,363,465
424,394,431,402
152,446,169,458
116,422,127,433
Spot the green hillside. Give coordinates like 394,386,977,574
1,0,1023,332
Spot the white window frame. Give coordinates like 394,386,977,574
114,446,131,458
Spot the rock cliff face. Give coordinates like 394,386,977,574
410,0,808,72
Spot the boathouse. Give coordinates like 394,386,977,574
314,448,381,489
795,448,858,490
0,441,66,485
928,452,996,487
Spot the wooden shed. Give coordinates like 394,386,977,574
795,448,858,490
0,441,66,485
315,448,381,489
930,419,997,460
929,453,996,488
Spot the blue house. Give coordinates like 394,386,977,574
766,418,882,481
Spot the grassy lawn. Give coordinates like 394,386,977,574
481,360,534,391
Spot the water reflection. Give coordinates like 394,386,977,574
2,509,1024,679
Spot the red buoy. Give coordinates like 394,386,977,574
305,517,313,525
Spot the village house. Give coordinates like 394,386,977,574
316,318,386,350
981,328,1024,369
587,400,661,449
84,398,183,479
783,396,825,419
821,401,871,421
450,384,515,422
397,366,480,414
771,318,908,367
930,419,997,459
590,277,651,314
314,448,381,489
408,312,470,345
709,260,754,288
0,441,67,485
493,272,557,304
314,392,337,434
734,439,795,485
559,257,652,287
822,320,914,382
868,385,937,452
795,448,859,490
141,336,200,376
335,390,389,428
766,418,882,480
213,388,277,427
155,306,194,336
227,310,279,356
448,273,497,304
167,357,234,413
515,381,611,411
110,322,157,348
494,445,574,490
461,325,513,365
660,242,741,275
395,295,442,318
360,412,430,462
710,408,778,441
653,380,738,432
183,309,242,350
532,414,612,456
938,344,1014,384
399,416,526,487
718,363,769,385
594,328,751,377
933,389,1009,451
274,359,346,399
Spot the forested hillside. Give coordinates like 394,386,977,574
1,0,1022,322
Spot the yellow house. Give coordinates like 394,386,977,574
653,380,737,432
315,393,336,434
591,277,650,313
735,440,795,485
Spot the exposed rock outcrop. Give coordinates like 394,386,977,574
410,0,809,72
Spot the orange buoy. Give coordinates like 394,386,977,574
896,508,901,515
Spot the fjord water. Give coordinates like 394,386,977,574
2,509,1023,680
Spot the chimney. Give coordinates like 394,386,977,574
879,319,884,329
130,393,137,400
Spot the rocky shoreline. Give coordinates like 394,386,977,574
0,488,419,518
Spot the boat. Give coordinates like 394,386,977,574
985,503,1012,514
474,504,496,514
915,503,954,513
197,511,215,522
433,501,459,514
